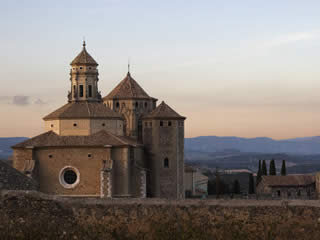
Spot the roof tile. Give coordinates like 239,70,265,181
143,101,186,120
261,175,315,187
43,102,123,120
70,44,98,66
12,130,141,148
103,72,155,100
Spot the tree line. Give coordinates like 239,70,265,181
256,159,287,186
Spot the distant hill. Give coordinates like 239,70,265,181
0,137,28,159
185,136,320,155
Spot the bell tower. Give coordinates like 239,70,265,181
68,41,101,102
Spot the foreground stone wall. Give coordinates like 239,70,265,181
1,191,320,240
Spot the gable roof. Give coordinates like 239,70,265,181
103,72,156,100
143,101,186,120
0,160,38,190
70,42,98,66
12,130,141,149
261,175,315,187
43,102,123,120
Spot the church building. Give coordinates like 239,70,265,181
12,42,186,199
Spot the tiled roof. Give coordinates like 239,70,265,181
185,165,197,173
70,42,98,66
103,72,155,100
261,175,315,187
43,102,123,120
12,130,141,148
143,101,186,120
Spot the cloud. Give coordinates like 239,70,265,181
261,31,319,48
12,96,30,106
0,96,47,106
34,98,47,105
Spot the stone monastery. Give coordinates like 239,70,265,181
12,42,186,199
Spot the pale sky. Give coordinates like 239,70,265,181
1,0,320,139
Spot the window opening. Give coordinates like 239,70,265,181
88,85,92,97
64,170,77,184
79,85,84,97
164,158,169,168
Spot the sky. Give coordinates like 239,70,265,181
1,0,320,139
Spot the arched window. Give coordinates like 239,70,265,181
164,158,169,168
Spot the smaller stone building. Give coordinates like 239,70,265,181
184,165,208,197
256,175,316,199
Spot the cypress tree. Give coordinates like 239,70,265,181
215,168,221,198
281,160,287,176
233,179,240,194
249,173,255,194
269,159,276,175
256,160,262,186
262,160,267,176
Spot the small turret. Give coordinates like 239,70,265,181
69,41,100,102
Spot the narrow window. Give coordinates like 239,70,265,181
89,67,91,70
288,191,291,197
79,85,84,97
277,190,281,197
160,121,163,127
149,122,152,127
144,102,148,108
51,124,54,128
48,154,53,158
164,158,169,168
144,122,148,127
88,85,92,97
298,190,301,196
80,67,83,69
168,121,172,127
135,102,138,108
88,154,92,158
102,123,105,127
73,123,77,127
116,102,120,108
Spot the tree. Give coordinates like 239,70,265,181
214,168,222,198
208,179,216,195
249,173,255,194
233,179,240,194
281,160,287,176
256,160,262,186
262,160,267,176
269,159,276,175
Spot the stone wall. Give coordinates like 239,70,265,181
1,191,320,240
0,161,37,190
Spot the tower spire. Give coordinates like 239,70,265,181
82,37,86,48
128,58,130,74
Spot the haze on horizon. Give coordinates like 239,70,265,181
1,0,320,139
